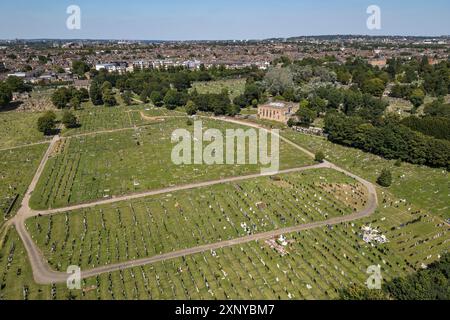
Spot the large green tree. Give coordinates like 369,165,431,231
377,169,393,187
51,87,71,109
72,60,91,77
103,89,117,107
164,89,186,110
264,67,294,96
362,78,386,97
150,91,164,107
37,111,57,135
5,76,29,93
121,90,132,106
409,88,425,108
61,110,78,128
295,106,317,127
185,100,198,115
0,82,12,106
89,82,103,105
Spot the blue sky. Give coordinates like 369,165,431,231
0,0,449,40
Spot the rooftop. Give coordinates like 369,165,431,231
260,101,297,109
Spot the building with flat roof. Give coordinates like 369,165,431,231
258,102,299,123
368,58,387,68
7,72,27,78
74,79,91,89
95,62,128,73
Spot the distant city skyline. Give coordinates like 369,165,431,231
1,0,449,40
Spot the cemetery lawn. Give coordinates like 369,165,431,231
61,105,153,136
26,168,367,271
191,79,246,100
140,106,186,118
3,184,447,300
0,144,48,227
29,117,314,210
281,130,450,220
239,107,258,115
1,109,448,300
0,112,51,149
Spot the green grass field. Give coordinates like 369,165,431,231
239,107,258,115
385,97,414,118
281,130,450,220
141,107,186,118
2,183,447,300
191,79,246,100
0,112,50,149
27,168,365,271
0,144,48,226
61,106,152,136
0,106,448,301
30,117,314,210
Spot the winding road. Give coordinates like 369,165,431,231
8,116,378,285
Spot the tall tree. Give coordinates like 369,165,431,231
121,91,132,106
409,88,425,108
51,87,71,109
0,82,12,106
89,82,103,106
362,78,386,97
61,110,78,128
37,111,57,135
150,91,164,107
295,106,317,127
72,60,91,77
377,169,392,187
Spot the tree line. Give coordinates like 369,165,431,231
324,113,450,169
388,56,450,97
37,110,79,135
339,252,450,300
51,86,89,109
85,66,265,115
0,76,31,107
401,116,450,141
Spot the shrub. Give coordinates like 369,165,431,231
377,169,392,187
185,100,198,116
315,151,325,163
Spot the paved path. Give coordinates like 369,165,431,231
139,111,186,122
0,219,13,249
64,121,175,139
0,116,173,153
12,134,63,284
25,164,327,218
210,116,316,157
0,140,50,152
9,116,379,285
